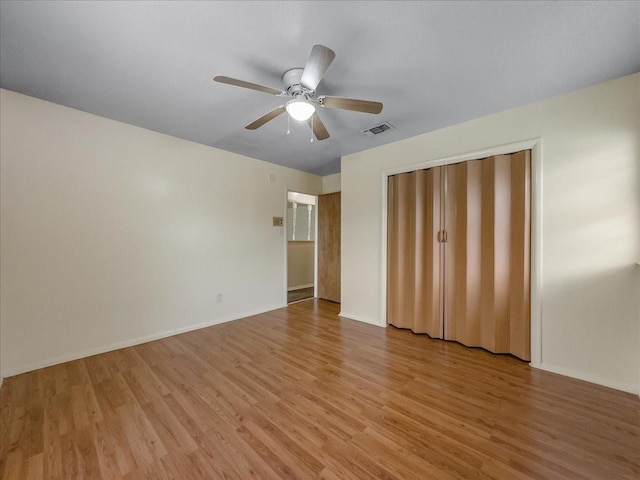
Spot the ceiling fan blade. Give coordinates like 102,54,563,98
214,75,284,95
307,112,330,141
319,96,383,114
245,106,286,130
300,44,336,91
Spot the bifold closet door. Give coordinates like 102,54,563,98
387,169,443,337
444,151,531,360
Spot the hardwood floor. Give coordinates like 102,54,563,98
1,300,638,479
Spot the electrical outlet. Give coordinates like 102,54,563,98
216,293,223,303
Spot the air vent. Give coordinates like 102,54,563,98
361,122,395,136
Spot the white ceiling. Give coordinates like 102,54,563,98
1,1,638,175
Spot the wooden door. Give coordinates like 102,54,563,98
444,151,531,360
317,192,341,303
387,169,444,337
386,151,531,361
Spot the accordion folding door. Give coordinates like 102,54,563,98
387,150,531,361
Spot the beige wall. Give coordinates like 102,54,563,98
341,73,640,394
322,173,341,193
287,241,315,289
0,89,322,377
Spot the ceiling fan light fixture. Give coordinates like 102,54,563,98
286,97,315,121
215,44,381,142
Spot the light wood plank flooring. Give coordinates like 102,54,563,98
1,300,638,479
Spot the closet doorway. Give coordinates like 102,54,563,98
387,150,531,360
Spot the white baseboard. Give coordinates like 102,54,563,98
334,319,639,395
4,304,286,378
338,311,386,327
531,362,639,395
8,307,637,398
287,284,314,292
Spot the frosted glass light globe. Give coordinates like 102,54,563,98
286,98,315,121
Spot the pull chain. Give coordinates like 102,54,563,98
287,114,290,135
310,114,314,143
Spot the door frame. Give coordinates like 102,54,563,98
379,138,543,367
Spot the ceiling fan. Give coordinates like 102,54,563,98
213,44,383,141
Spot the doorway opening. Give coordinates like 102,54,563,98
286,191,317,304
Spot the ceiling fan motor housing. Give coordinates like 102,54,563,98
282,68,311,96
